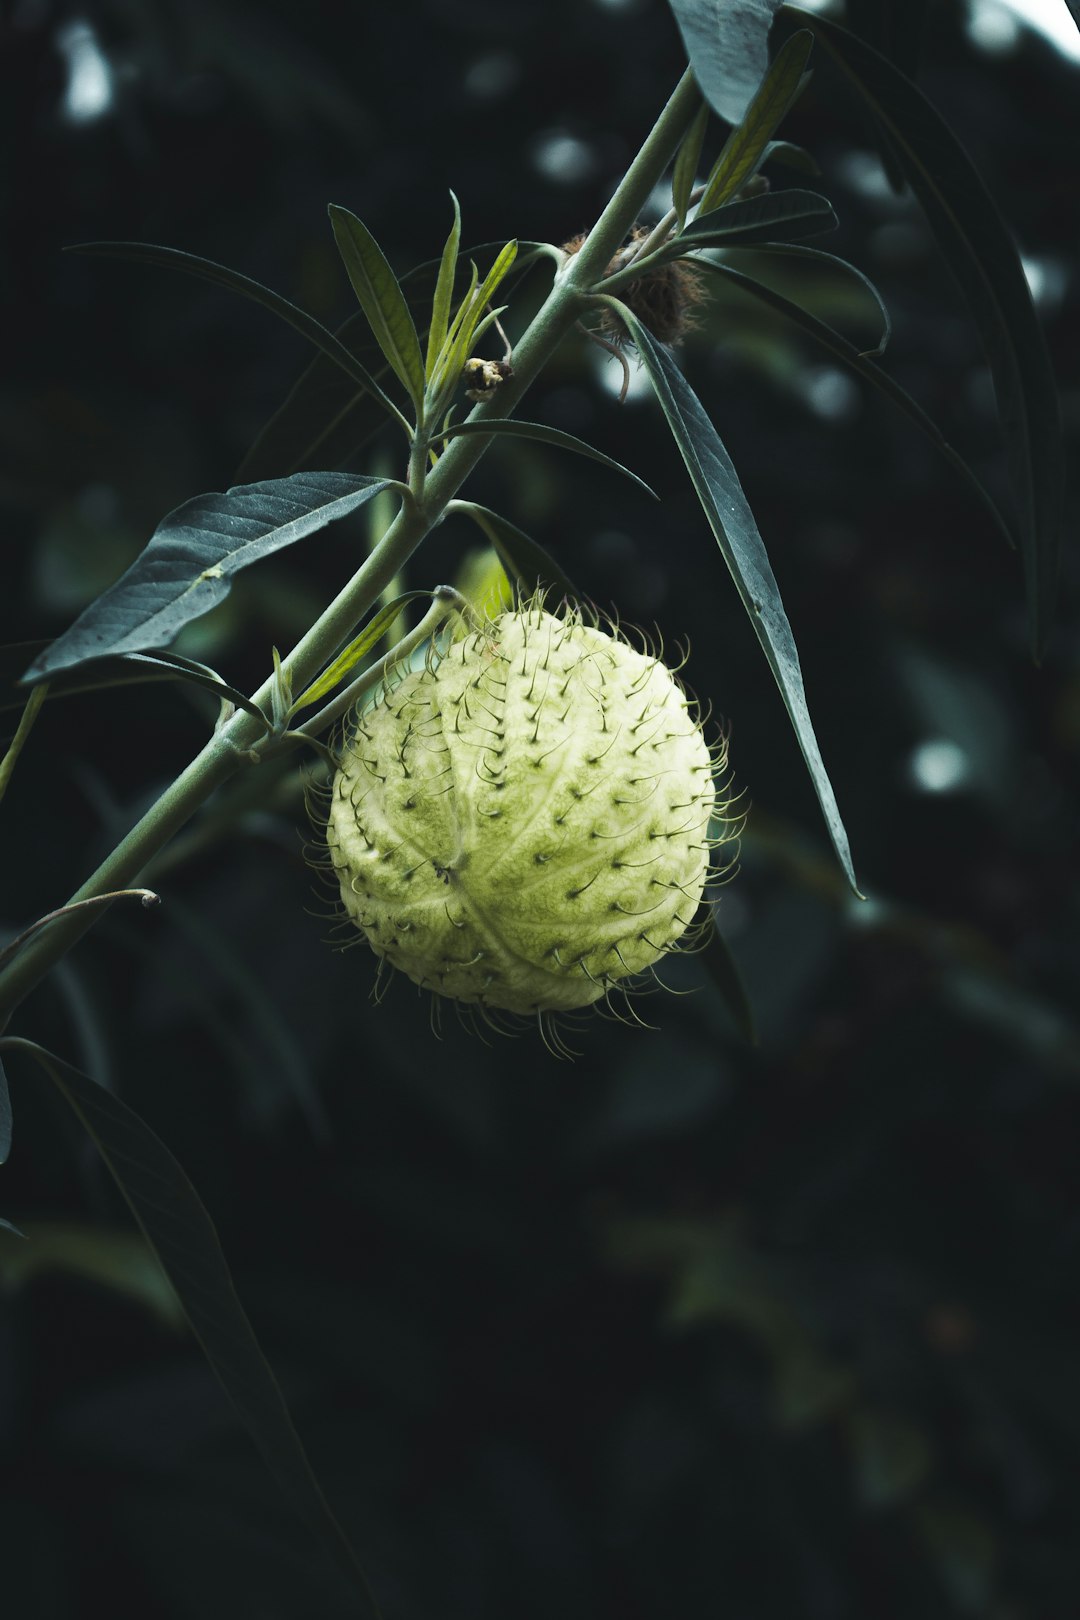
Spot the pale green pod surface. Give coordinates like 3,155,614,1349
327,603,720,1015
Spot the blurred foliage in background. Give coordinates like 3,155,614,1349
1,0,1078,1615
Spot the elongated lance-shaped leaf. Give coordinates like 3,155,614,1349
328,205,426,417
697,259,1014,548
435,261,480,391
606,296,860,895
426,192,462,382
668,0,786,124
698,29,814,214
0,684,47,806
673,98,711,231
792,9,1063,659
23,474,396,682
293,590,430,711
659,188,836,257
67,242,405,427
0,1037,383,1613
722,242,892,355
454,503,581,604
437,420,657,499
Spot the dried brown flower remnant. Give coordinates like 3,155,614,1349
562,225,706,348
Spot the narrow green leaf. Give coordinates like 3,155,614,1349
67,241,405,427
0,684,47,806
23,474,395,682
793,9,1064,658
426,192,462,382
328,205,426,415
698,259,1014,548
0,1053,11,1165
0,1215,25,1239
667,0,786,125
293,591,430,711
673,99,711,231
664,188,836,255
437,420,657,499
607,296,860,895
701,922,756,1043
438,243,518,393
122,652,267,718
456,504,581,604
0,1037,382,1613
698,29,814,213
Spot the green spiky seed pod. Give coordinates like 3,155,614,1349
326,600,728,1020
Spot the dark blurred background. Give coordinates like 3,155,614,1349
2,0,1079,1615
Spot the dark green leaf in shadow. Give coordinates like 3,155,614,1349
760,138,820,176
667,188,837,252
790,8,1064,657
607,297,860,895
700,920,756,1043
723,242,891,355
0,1052,11,1164
327,206,426,414
67,242,404,427
667,0,786,124
23,474,395,682
454,505,581,605
437,420,658,499
698,29,814,212
0,1036,382,1616
699,259,1014,549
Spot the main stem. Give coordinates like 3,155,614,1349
0,67,700,1032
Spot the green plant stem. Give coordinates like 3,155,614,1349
0,66,699,1034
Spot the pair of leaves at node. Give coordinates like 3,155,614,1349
0,1037,381,1614
668,0,1063,660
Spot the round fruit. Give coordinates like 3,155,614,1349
326,600,727,1018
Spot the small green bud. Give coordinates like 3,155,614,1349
326,600,732,1020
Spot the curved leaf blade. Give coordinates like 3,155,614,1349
0,1053,11,1165
0,1037,381,1613
793,9,1064,658
456,504,581,604
328,205,425,414
67,241,404,425
294,590,430,711
723,242,892,355
610,297,860,895
23,474,395,682
437,420,657,499
698,28,814,213
667,0,786,124
698,259,1013,547
668,188,837,253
